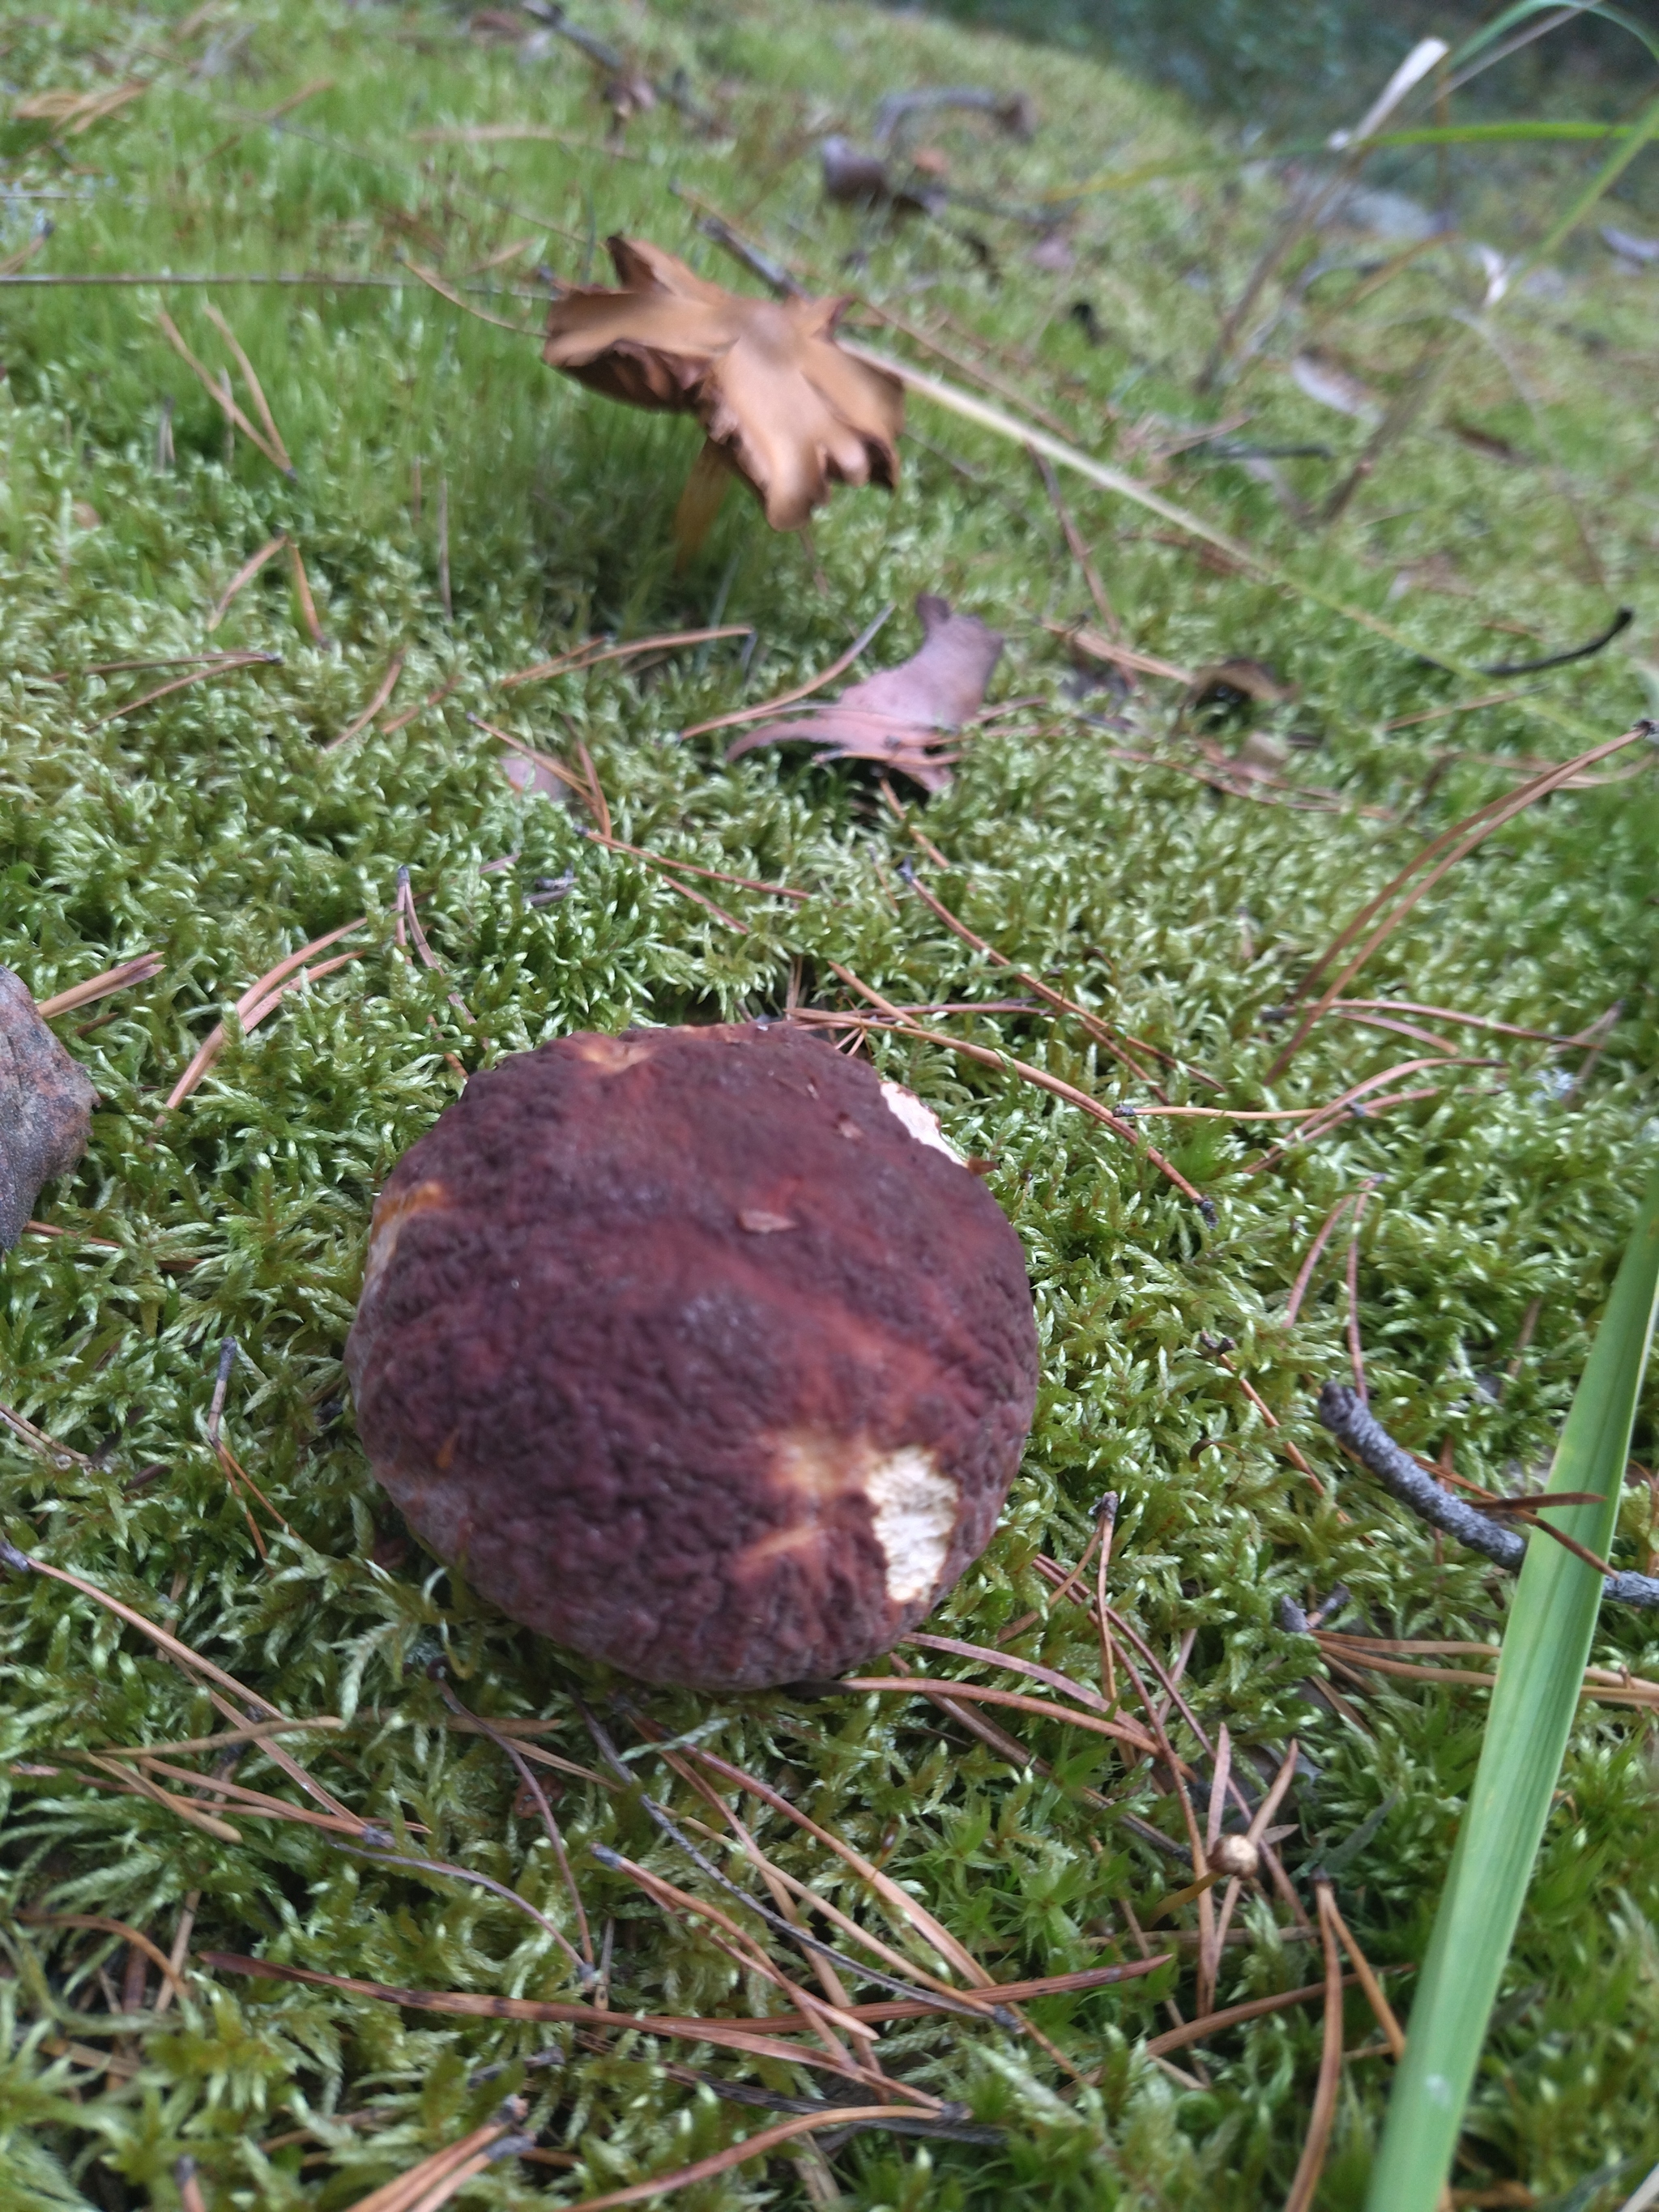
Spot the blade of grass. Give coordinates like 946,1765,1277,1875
1364,1158,1659,2211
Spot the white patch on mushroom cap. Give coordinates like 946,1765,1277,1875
879,1080,962,1162
865,1447,958,1604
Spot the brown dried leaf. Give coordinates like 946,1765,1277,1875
727,594,1003,793
542,236,903,532
1183,657,1298,718
0,967,97,1250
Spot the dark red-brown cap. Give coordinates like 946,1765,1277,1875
345,1022,1038,1689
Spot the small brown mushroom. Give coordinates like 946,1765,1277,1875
345,1023,1038,1689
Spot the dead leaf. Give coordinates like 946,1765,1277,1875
0,966,97,1250
542,237,903,532
1184,658,1297,718
727,594,1002,793
820,137,944,215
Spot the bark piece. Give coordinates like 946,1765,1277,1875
346,1022,1038,1688
727,594,1003,792
541,236,903,531
0,967,97,1250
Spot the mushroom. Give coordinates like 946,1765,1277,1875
345,1022,1038,1689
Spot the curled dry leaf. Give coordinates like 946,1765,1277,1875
541,236,903,534
727,594,1003,794
1184,658,1297,719
0,967,97,1251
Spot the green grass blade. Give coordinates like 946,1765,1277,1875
1365,1161,1659,2212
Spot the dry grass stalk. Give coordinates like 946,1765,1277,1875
684,1745,992,1988
401,252,539,333
1057,621,1193,685
1282,1883,1348,2212
323,653,406,752
36,953,163,1021
1267,722,1654,1078
561,2105,927,2212
680,604,894,739
20,1912,193,2006
905,872,1188,1093
0,1541,289,1719
1030,446,1119,632
1323,1892,1405,2060
156,310,293,475
381,676,461,735
207,532,289,629
1146,1968,1362,2059
437,1681,593,1971
1313,1630,1659,1711
87,651,279,727
201,305,293,471
157,916,370,1115
840,1673,1167,1762
288,540,328,645
339,2107,527,2212
500,624,754,689
586,831,809,902
800,988,1215,1217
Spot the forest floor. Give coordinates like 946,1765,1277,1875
2,2,1659,2208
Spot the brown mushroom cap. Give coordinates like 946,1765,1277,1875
345,1022,1038,1689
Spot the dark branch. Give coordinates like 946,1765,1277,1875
1481,606,1632,678
1316,1383,1659,1610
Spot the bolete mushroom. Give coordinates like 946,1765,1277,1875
346,1023,1038,1689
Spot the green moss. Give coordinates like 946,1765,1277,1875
2,2,1658,2206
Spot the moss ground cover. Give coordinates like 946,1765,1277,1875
2,3,1658,2206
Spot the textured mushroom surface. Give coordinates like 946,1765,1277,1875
0,965,97,1251
346,1022,1038,1688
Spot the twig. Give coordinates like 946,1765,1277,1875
1282,1882,1347,2212
1315,1383,1659,1608
1481,607,1631,678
